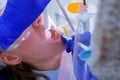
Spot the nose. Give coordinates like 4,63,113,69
32,14,45,32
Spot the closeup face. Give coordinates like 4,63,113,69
9,14,65,63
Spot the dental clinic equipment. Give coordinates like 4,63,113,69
54,12,60,26
56,0,75,32
72,0,91,59
77,1,90,33
50,25,72,41
72,0,95,80
55,0,90,49
45,1,96,79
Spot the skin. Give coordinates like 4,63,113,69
0,14,65,70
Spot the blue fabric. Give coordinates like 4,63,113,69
0,74,4,80
33,69,59,80
0,0,50,51
61,31,97,80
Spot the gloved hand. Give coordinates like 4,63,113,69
61,31,98,80
61,31,91,54
0,0,50,51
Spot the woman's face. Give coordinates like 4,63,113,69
11,14,65,63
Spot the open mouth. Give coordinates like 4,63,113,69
49,28,59,40
48,27,61,43
49,29,56,39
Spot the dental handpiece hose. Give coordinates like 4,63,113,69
73,1,90,80
78,3,90,33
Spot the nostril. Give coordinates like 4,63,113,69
37,19,41,24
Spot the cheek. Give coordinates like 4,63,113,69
18,32,50,58
46,42,65,57
17,30,65,60
21,33,46,51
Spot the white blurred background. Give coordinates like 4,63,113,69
47,0,99,34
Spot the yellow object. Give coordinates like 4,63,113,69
55,25,69,39
67,2,88,13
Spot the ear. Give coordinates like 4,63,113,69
0,53,22,65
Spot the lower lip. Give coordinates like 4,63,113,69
49,38,61,44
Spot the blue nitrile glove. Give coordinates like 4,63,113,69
61,31,91,53
0,0,50,51
61,31,98,80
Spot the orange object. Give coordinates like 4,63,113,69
67,2,88,13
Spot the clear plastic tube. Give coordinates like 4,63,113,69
43,7,48,29
73,1,90,80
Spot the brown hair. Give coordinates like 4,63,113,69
4,62,50,80
0,48,50,80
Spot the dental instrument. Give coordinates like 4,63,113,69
72,0,91,80
56,0,75,32
50,26,72,41
55,25,69,37
51,25,90,50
